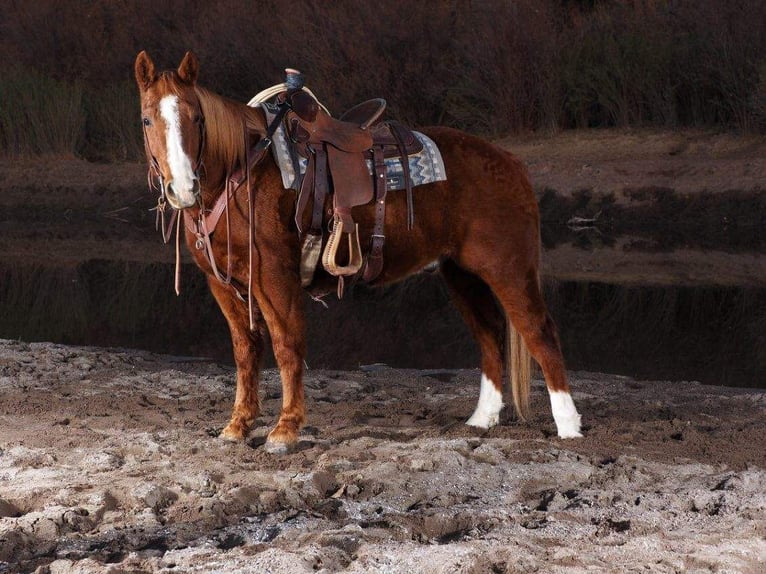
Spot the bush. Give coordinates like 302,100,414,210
0,67,85,156
83,81,144,162
1,0,765,159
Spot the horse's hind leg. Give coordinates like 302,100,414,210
441,259,506,429
489,268,582,438
207,278,266,441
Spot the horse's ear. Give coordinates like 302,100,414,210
134,51,156,91
177,51,199,85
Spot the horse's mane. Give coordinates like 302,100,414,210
195,86,266,174
153,71,266,175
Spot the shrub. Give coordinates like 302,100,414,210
0,67,85,156
83,81,144,161
1,0,766,159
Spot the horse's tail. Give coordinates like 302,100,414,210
508,318,532,421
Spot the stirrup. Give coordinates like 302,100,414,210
322,214,363,277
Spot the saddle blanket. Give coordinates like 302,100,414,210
258,104,447,193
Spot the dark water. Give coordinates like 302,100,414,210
1,185,764,387
0,244,763,388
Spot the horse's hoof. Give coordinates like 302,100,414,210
265,425,298,454
264,440,294,455
220,432,242,442
220,422,248,441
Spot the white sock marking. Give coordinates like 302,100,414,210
549,391,583,438
466,373,504,429
159,95,197,205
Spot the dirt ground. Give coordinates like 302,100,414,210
0,129,765,572
502,128,766,197
0,339,764,573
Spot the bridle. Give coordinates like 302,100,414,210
144,107,206,237
143,95,290,331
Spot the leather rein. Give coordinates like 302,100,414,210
146,101,290,330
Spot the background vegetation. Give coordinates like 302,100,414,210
1,0,765,160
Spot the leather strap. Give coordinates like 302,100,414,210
312,146,329,233
183,177,234,286
186,179,233,241
363,146,388,282
294,147,316,233
390,124,414,229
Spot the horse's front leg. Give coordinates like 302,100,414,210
207,277,266,441
251,262,307,453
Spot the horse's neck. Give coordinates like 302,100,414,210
198,139,278,212
195,91,274,211
200,157,228,200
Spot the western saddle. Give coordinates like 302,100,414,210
276,69,423,295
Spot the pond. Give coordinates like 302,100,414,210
1,195,763,388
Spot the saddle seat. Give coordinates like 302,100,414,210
282,77,422,295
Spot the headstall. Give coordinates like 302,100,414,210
145,100,290,330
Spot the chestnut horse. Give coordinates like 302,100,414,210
135,51,582,452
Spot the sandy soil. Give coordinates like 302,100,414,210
0,340,764,573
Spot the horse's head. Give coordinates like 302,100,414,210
135,51,204,210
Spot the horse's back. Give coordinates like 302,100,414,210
416,126,540,241
419,126,535,204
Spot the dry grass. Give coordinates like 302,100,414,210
0,0,765,159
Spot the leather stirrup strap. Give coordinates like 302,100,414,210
297,146,328,287
312,146,329,233
295,148,316,234
390,124,414,229
295,145,329,235
363,146,388,282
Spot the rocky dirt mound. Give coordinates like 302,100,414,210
0,340,763,573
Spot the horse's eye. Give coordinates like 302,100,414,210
142,117,152,127
193,114,202,124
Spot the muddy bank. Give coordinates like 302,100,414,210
0,340,764,573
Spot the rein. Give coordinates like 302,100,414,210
147,102,289,331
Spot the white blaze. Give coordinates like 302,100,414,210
466,373,504,429
549,391,583,438
159,95,197,205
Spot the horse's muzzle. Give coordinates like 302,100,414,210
165,178,201,210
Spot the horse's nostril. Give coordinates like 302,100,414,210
164,179,199,209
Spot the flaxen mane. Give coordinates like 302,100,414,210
195,86,265,176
